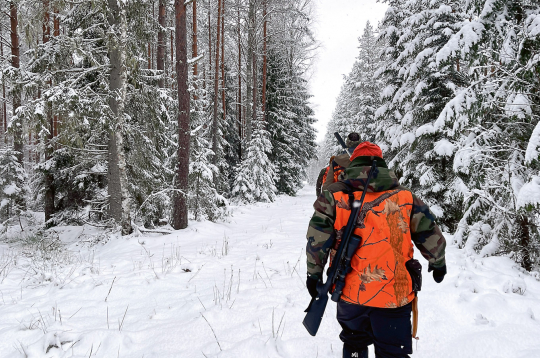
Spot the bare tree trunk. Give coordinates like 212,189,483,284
208,0,212,77
203,67,206,90
1,49,4,145
237,5,242,158
192,0,198,100
261,0,267,118
157,0,166,88
1,74,5,145
0,19,8,145
221,0,226,122
53,6,59,138
172,0,190,230
245,0,255,142
1,8,5,145
171,30,175,87
10,1,23,164
518,214,533,271
251,28,258,127
148,43,152,69
192,0,198,77
43,0,55,225
212,0,222,165
107,0,132,235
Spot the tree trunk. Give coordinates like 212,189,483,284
148,43,152,69
221,0,226,122
518,214,532,271
107,0,132,235
192,0,198,100
1,74,5,145
1,62,5,145
157,0,166,88
43,0,55,226
53,6,59,36
237,5,242,158
1,13,5,145
171,0,190,230
261,0,267,118
53,7,59,138
208,0,212,77
10,1,23,164
192,0,198,77
245,0,255,142
252,33,258,126
170,29,174,66
203,67,206,90
212,0,222,164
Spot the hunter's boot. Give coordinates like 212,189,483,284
343,344,368,358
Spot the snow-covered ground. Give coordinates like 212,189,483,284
1,186,540,358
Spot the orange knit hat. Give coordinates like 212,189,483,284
350,141,383,161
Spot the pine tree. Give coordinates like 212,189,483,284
172,0,191,230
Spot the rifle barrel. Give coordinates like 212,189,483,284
334,132,347,149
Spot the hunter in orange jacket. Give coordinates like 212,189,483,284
305,142,447,358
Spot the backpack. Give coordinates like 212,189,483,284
322,162,345,185
316,154,350,197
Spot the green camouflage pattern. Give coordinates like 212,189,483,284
306,156,447,279
409,194,446,268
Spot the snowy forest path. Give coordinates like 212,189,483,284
1,186,540,357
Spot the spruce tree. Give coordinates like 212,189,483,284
0,148,27,229
433,0,540,268
233,119,276,203
321,21,384,160
266,49,316,195
376,0,465,230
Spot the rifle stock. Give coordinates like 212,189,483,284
302,288,329,336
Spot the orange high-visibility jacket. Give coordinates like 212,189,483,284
331,189,415,308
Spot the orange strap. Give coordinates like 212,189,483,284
412,296,419,340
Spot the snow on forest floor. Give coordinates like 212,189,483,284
1,186,540,358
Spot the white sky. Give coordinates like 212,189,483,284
310,0,388,142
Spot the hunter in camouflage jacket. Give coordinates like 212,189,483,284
306,156,447,285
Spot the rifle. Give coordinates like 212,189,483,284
334,132,351,157
303,160,378,336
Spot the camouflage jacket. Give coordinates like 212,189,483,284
306,156,447,280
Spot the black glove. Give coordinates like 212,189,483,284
428,264,447,283
306,276,318,298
